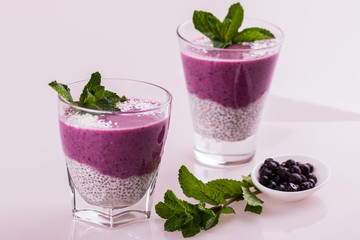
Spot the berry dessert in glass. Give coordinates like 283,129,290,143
177,3,283,166
51,73,172,227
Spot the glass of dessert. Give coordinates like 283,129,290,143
52,73,172,227
177,3,284,167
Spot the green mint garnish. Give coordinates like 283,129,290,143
49,72,126,111
193,2,275,48
48,81,74,103
155,165,263,238
233,27,275,43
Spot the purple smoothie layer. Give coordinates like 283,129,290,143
181,50,279,108
60,113,169,179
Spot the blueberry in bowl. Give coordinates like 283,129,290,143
251,154,331,202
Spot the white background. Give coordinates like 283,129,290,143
2,1,360,239
2,0,360,113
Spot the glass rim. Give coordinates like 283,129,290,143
176,18,284,52
58,78,173,115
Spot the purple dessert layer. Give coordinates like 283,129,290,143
181,52,279,108
59,116,169,179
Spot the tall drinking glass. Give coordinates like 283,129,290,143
57,79,172,227
177,18,283,167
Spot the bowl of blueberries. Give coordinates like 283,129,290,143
251,154,331,202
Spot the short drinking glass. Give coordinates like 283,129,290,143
57,79,172,227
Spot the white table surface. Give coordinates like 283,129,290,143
2,96,360,240
2,0,360,239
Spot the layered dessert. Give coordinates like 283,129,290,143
59,98,169,208
181,40,279,142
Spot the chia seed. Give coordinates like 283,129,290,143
188,92,268,142
66,156,156,208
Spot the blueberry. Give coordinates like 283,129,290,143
267,180,277,189
308,178,316,187
307,172,318,184
289,173,302,184
264,158,274,165
299,164,310,175
300,174,307,182
275,184,286,191
278,184,286,191
306,163,314,173
260,167,273,177
285,159,296,168
277,166,290,181
273,175,281,184
259,175,269,185
264,158,274,162
289,165,301,174
286,183,299,192
307,180,315,188
264,158,279,170
300,181,312,191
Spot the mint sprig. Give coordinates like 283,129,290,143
49,72,126,111
48,81,73,103
193,2,275,48
155,165,263,238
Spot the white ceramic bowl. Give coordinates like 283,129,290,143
251,154,331,202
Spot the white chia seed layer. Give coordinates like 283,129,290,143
66,157,156,208
188,93,267,142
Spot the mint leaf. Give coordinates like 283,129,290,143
165,213,193,232
193,11,222,42
192,2,275,48
178,166,226,205
103,90,122,104
94,86,105,99
155,202,177,219
79,72,102,106
84,72,102,92
181,214,201,238
241,174,253,185
163,190,200,214
119,95,127,102
221,206,236,214
212,39,231,49
233,27,275,43
200,210,219,230
80,88,97,107
197,202,217,230
199,205,235,231
200,204,236,231
222,2,244,42
241,186,264,214
193,10,232,48
244,204,263,215
241,174,260,192
48,81,74,103
94,98,121,111
206,178,244,199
